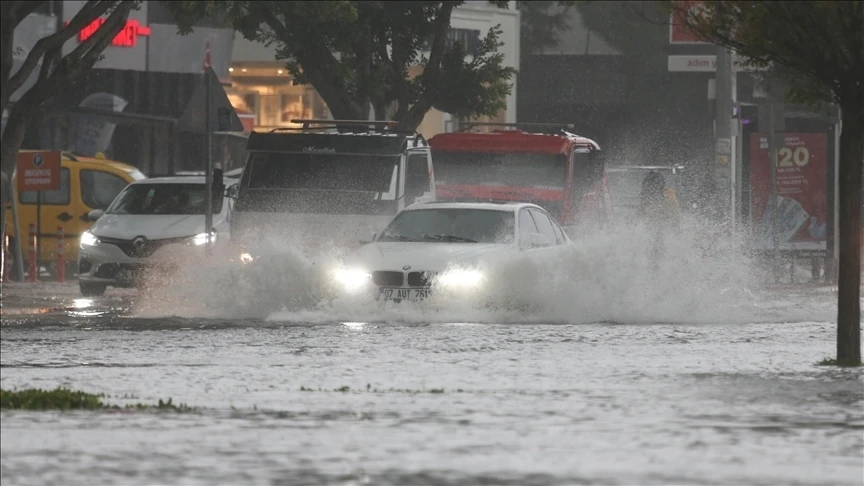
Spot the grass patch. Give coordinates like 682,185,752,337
299,384,454,394
0,388,195,412
815,357,863,367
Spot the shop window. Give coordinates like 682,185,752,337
281,94,311,124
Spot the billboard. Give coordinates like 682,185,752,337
669,0,709,44
749,133,828,251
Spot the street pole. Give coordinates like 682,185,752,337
714,47,733,225
9,168,25,281
766,101,780,283
204,69,213,256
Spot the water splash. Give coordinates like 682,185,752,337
133,215,830,325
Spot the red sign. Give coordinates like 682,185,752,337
749,133,829,251
669,0,709,44
17,150,61,192
72,18,151,47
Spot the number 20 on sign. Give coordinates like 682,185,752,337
17,150,61,192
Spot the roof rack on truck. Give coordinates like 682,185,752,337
458,121,576,135
264,118,428,147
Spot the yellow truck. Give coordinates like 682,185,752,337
4,152,145,276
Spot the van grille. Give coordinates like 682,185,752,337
372,271,403,287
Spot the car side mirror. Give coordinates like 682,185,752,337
522,232,550,249
359,231,377,245
87,209,104,221
225,184,239,198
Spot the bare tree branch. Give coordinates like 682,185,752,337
6,1,114,100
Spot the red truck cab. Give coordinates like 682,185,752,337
428,124,612,233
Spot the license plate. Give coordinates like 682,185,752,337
378,288,431,302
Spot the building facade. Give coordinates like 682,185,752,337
9,1,239,175
228,1,520,139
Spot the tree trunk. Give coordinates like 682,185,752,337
0,103,28,178
836,105,863,366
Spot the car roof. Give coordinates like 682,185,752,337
404,201,545,213
129,176,239,185
60,153,140,173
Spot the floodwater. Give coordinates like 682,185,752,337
1,222,863,486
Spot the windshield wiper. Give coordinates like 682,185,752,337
380,234,420,242
420,233,478,243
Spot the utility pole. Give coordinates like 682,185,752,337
766,100,780,283
204,69,214,256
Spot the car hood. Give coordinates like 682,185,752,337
90,213,227,240
345,241,516,272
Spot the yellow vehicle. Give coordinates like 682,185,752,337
4,152,146,275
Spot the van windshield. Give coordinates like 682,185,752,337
246,152,398,194
433,152,568,189
107,183,223,215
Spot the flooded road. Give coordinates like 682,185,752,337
1,285,862,486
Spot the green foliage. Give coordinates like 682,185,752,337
664,1,864,107
518,1,578,55
0,388,196,412
162,1,516,130
815,357,863,368
0,387,106,411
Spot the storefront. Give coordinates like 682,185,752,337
23,1,241,175
228,1,520,138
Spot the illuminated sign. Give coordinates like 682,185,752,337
70,18,151,47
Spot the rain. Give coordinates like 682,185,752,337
1,2,862,485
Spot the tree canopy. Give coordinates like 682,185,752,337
166,1,517,131
669,0,863,366
1,0,137,238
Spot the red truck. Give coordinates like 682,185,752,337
428,123,612,232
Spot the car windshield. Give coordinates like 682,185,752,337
246,152,398,194
107,183,224,215
378,208,515,244
433,152,568,189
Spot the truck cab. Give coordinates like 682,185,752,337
231,120,435,258
428,123,611,236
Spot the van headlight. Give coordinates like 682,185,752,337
192,231,217,246
437,268,484,289
80,231,100,248
333,267,371,293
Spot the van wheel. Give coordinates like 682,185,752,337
79,282,107,296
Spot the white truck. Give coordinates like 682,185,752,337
230,120,436,259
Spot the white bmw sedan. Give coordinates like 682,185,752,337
331,201,574,303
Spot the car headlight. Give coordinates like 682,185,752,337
192,231,217,246
437,268,485,289
80,231,100,248
333,267,371,293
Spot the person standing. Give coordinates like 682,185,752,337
638,170,681,272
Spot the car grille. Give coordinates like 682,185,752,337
99,235,190,258
94,263,146,279
372,271,403,287
407,271,437,288
371,270,437,288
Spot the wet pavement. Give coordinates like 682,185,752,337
1,281,862,486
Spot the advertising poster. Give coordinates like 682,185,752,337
749,132,828,251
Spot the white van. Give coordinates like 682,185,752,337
231,120,436,258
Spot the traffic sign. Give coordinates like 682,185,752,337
17,150,61,192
